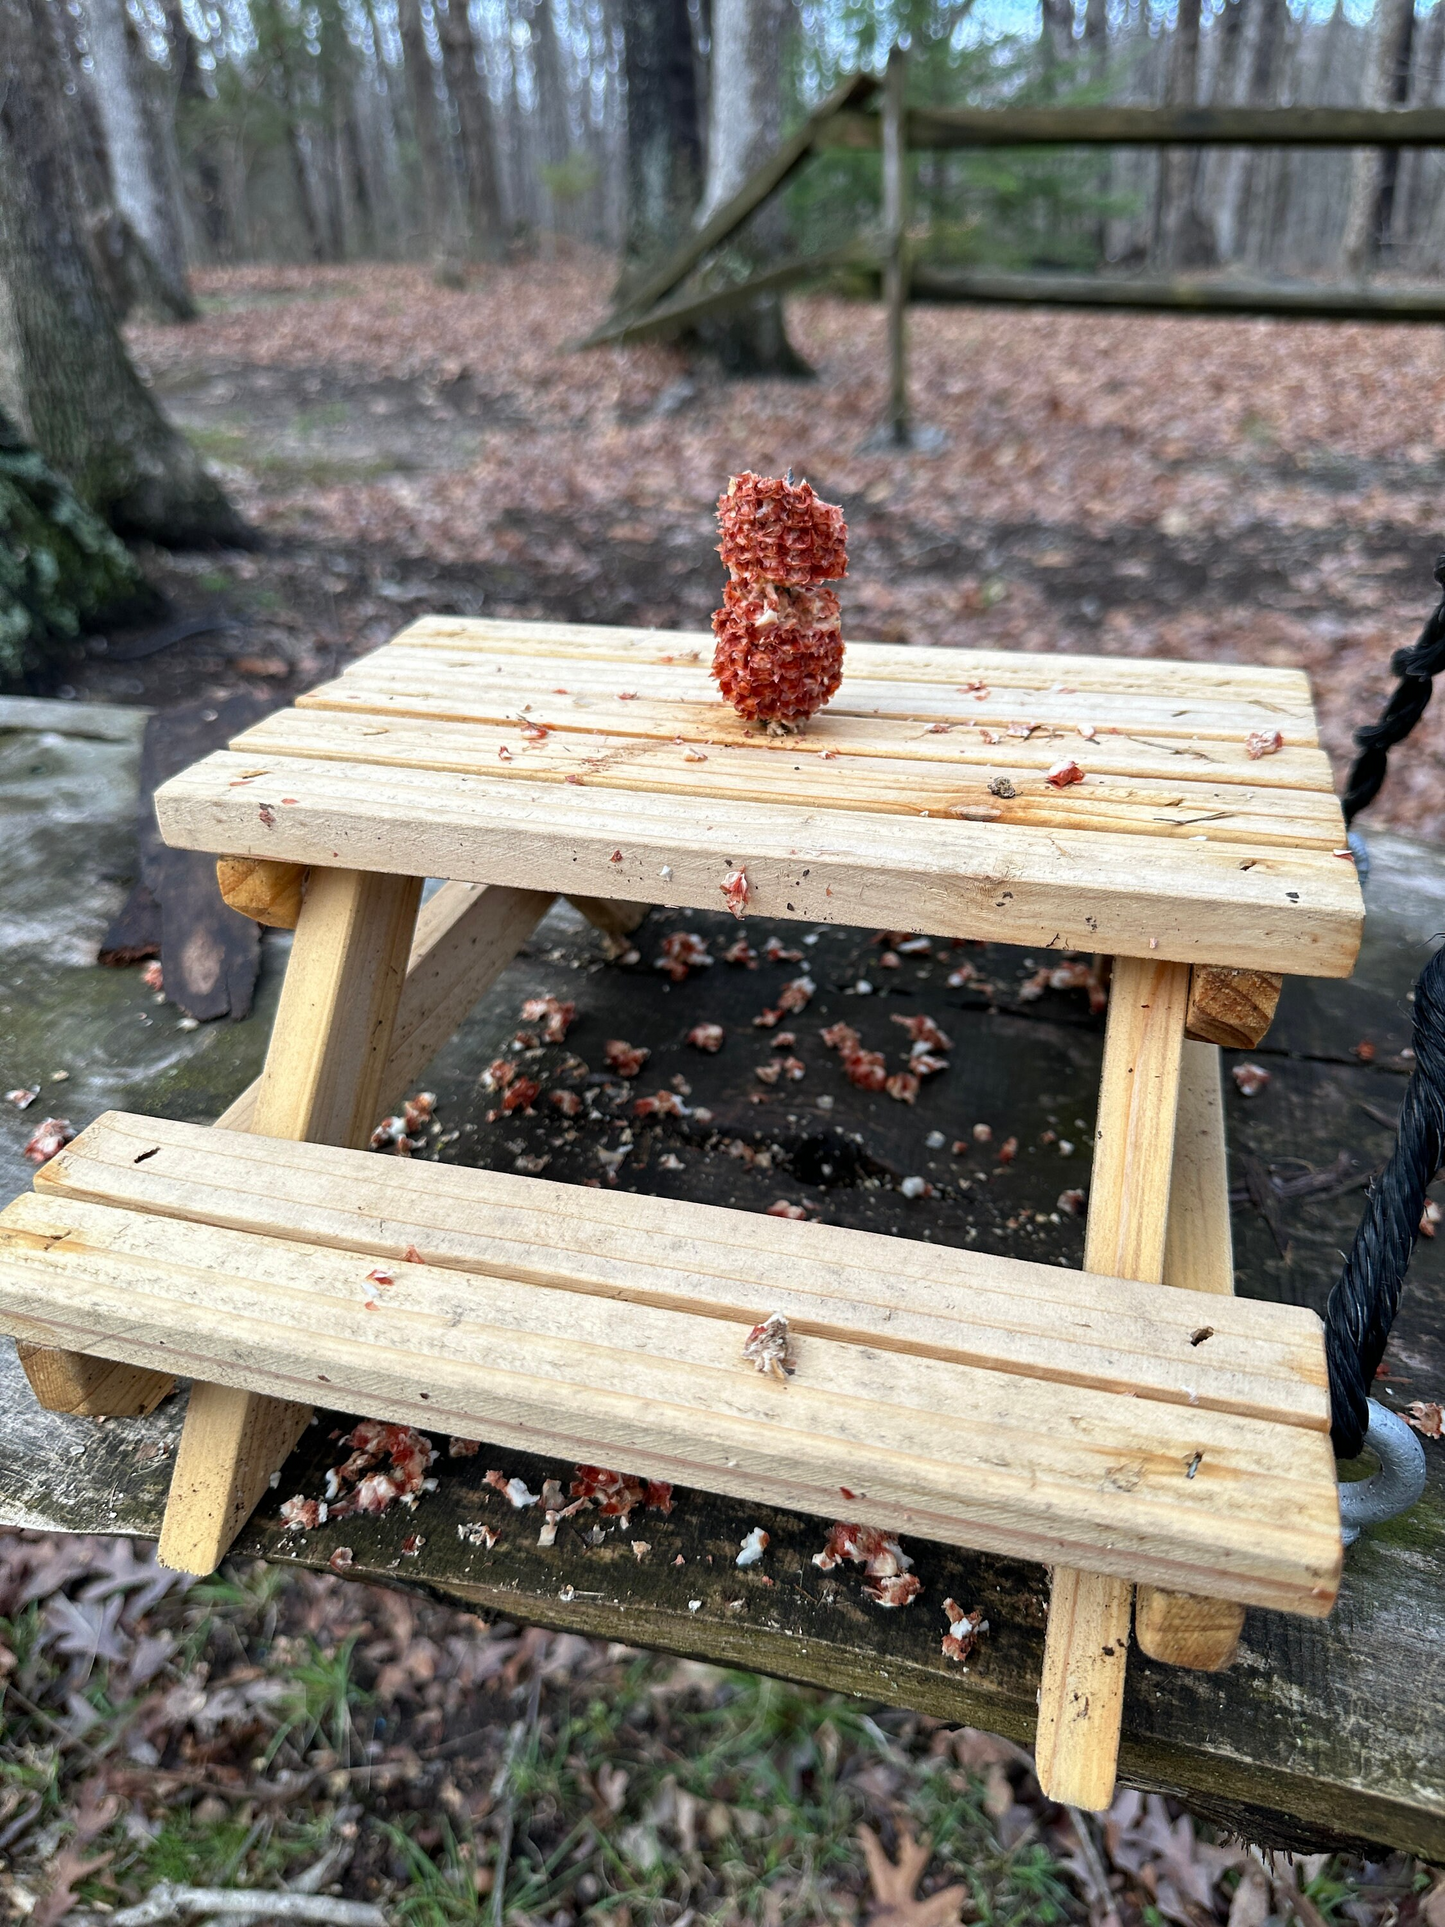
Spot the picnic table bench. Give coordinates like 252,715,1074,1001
0,627,1439,1861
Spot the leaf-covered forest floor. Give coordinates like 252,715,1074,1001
9,255,1445,1927
1,1533,1437,1927
54,252,1445,842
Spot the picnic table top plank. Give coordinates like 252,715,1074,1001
152,620,1363,976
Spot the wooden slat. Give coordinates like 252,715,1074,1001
325,647,1319,745
0,1188,1340,1613
234,709,1343,851
295,676,1336,793
36,1112,1330,1431
1143,1039,1248,1672
218,879,553,1133
156,868,423,1576
1035,957,1192,1811
152,750,1365,976
391,619,1314,708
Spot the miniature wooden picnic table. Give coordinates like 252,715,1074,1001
0,619,1368,1822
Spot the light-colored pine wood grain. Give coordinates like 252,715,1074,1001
1034,957,1192,1810
0,1189,1342,1613
1186,965,1286,1049
231,708,1344,850
1035,1567,1136,1811
157,866,423,1576
152,752,1364,976
391,617,1315,708
1163,1042,1236,1300
14,1342,174,1418
158,1385,312,1576
326,644,1319,744
296,674,1335,792
35,1112,1331,1431
217,880,554,1134
247,867,424,1145
215,856,308,929
1141,1039,1247,1671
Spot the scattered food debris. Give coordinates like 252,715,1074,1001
764,936,804,962
1406,1401,1443,1438
281,1421,439,1529
570,1465,673,1523
1017,957,1108,1014
997,1136,1019,1164
656,931,713,981
720,869,751,917
722,936,758,966
687,1021,725,1051
485,1470,541,1509
941,1598,989,1663
736,1527,770,1567
605,1039,650,1077
457,1521,498,1548
549,1088,582,1116
328,1547,354,1573
1045,758,1086,788
4,1087,39,1110
449,1438,481,1457
22,1118,74,1165
899,1176,933,1199
1246,728,1284,759
742,1311,794,1378
766,1198,807,1220
813,1523,919,1607
140,960,164,992
972,1122,993,1143
520,996,576,1042
1232,1063,1271,1096
1422,1201,1443,1239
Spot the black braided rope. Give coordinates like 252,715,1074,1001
1326,945,1445,1456
1341,553,1445,825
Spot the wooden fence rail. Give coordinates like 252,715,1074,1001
579,53,1445,445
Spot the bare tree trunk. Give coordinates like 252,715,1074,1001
83,0,196,316
619,0,701,279
0,0,245,543
1157,0,1217,266
1340,0,1414,275
690,0,808,375
165,0,228,261
400,0,456,257
436,0,505,257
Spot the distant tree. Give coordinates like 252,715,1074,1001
436,0,505,257
618,0,702,284
1340,0,1415,271
84,0,197,317
0,0,246,544
692,0,810,376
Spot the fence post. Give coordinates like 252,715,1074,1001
882,45,909,446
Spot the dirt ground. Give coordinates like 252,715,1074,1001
42,252,1445,842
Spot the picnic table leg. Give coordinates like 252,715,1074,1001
1136,1037,1247,1671
157,866,424,1576
1033,955,1191,1810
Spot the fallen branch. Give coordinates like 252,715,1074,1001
109,1889,385,1927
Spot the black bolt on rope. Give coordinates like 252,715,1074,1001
1341,552,1445,827
1325,942,1445,1458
